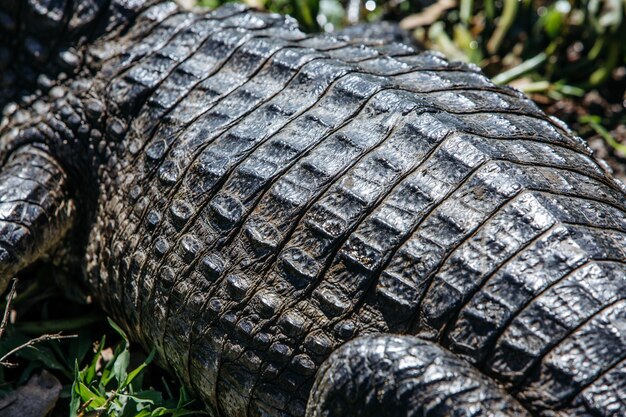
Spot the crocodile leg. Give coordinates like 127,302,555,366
306,334,530,417
0,144,75,292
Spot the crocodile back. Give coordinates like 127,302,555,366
82,3,626,416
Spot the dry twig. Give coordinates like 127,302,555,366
0,278,18,339
0,332,77,368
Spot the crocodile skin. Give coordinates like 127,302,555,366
1,2,625,416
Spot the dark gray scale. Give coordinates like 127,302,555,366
355,53,419,76
370,163,526,328
179,60,362,209
94,3,250,78
466,134,609,182
426,88,547,120
225,88,406,278
188,89,415,416
114,26,297,258
383,58,552,122
389,65,495,88
162,250,226,384
103,17,247,252
210,92,428,414
0,145,74,290
419,187,626,332
98,10,198,84
106,23,284,334
528,191,626,232
154,57,370,402
516,296,626,413
155,46,348,393
486,261,626,388
143,33,322,358
222,74,385,228
225,105,444,346
143,34,291,123
393,50,456,69
325,45,381,62
123,21,284,157
119,42,327,330
307,336,530,417
161,61,367,271
567,344,626,417
348,140,605,336
117,25,306,242
323,131,486,283
367,41,417,56
102,1,181,53
152,52,339,196
287,104,438,269
416,164,625,340
141,58,365,328
231,118,491,410
0,153,63,230
417,193,556,320
241,128,460,334
159,31,291,122
181,71,387,255
388,58,485,91
296,35,352,51
443,225,626,363
375,160,625,334
107,16,235,116
453,111,590,155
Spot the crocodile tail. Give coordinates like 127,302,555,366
0,144,76,293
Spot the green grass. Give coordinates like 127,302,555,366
70,319,199,417
0,274,203,417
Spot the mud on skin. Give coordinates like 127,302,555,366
1,1,626,416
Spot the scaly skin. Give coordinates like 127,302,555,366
1,2,626,416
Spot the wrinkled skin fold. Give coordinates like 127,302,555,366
1,1,626,416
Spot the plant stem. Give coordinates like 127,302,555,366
0,333,77,367
487,0,518,54
0,278,17,339
492,52,548,85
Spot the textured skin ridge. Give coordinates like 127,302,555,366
307,335,531,417
89,5,626,416
1,2,626,416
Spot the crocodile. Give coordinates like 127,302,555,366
1,1,626,416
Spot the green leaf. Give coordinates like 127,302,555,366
67,328,95,368
15,343,67,375
122,347,156,389
107,318,129,345
149,407,170,417
113,347,130,384
69,359,81,417
133,391,163,403
86,335,106,385
76,381,107,408
101,365,114,388
542,7,565,39
176,387,191,408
